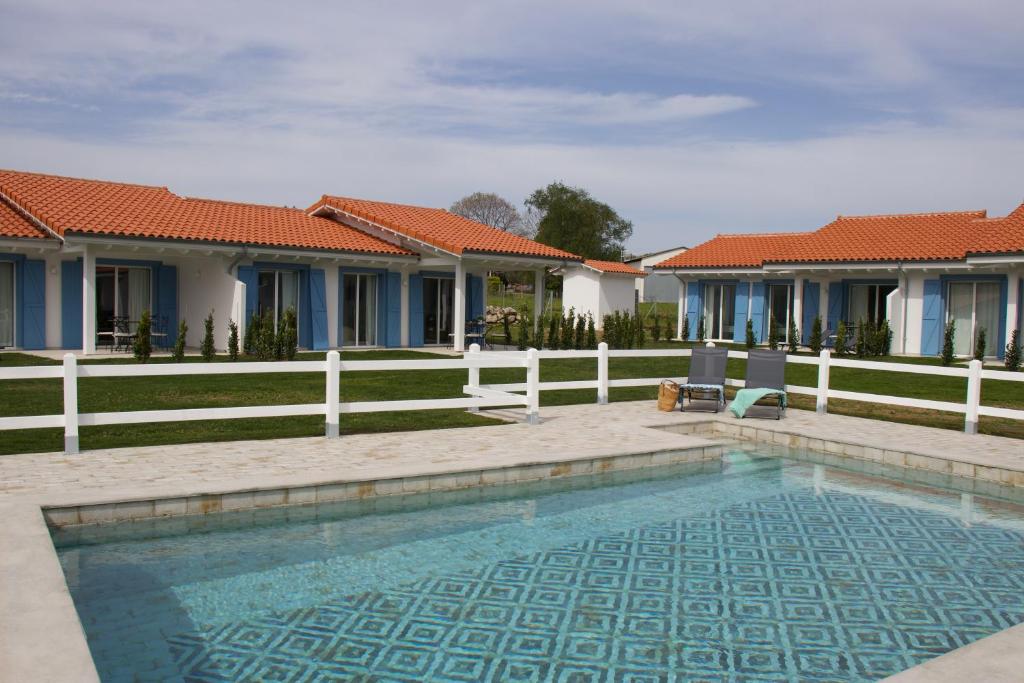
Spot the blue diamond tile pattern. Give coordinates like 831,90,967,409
58,457,1024,682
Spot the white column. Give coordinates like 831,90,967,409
1007,271,1020,349
792,278,803,345
400,269,410,347
453,260,466,352
533,269,545,334
676,279,686,340
82,248,96,354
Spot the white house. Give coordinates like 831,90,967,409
561,259,646,327
0,169,582,354
624,245,687,302
655,207,1024,358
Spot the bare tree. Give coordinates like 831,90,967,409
450,192,526,235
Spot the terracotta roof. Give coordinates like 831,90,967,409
969,203,1024,256
0,195,48,239
0,170,415,256
310,195,582,261
654,233,808,269
583,259,647,276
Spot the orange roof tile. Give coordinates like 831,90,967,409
654,233,808,269
969,203,1024,256
0,195,48,239
0,170,415,256
310,195,581,261
583,259,647,276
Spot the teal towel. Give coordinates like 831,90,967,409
729,388,787,417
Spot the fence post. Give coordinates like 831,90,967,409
63,353,79,455
325,350,340,438
597,342,609,405
816,349,831,415
965,359,982,435
526,347,540,424
467,343,481,413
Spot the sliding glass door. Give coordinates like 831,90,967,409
847,284,896,327
342,273,378,346
423,277,454,345
702,283,735,341
96,265,151,333
0,262,13,347
947,281,1000,357
766,284,794,342
257,270,299,327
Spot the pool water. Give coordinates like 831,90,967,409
55,446,1024,682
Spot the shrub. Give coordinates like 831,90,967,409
809,316,823,354
787,317,799,354
281,307,299,361
575,313,586,350
941,319,956,366
133,310,152,362
651,314,662,342
681,315,690,342
502,312,513,346
767,315,779,351
586,314,597,349
173,319,188,363
254,312,276,361
854,320,866,358
834,321,849,355
561,308,575,350
244,312,258,354
636,313,647,349
876,320,893,356
696,316,705,344
201,311,216,362
547,313,560,350
1005,329,1021,371
745,319,756,349
532,314,545,350
227,319,239,361
974,327,987,361
517,314,529,351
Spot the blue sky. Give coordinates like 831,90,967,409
1,0,1023,252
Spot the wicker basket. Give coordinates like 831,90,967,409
657,380,680,411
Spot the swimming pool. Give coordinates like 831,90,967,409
54,445,1024,682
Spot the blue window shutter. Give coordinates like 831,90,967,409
156,265,178,345
920,279,941,356
826,282,843,334
469,275,485,320
732,284,749,343
386,272,401,347
685,282,701,341
409,274,424,346
61,260,83,349
997,277,1008,360
237,266,257,325
801,282,820,345
298,270,311,349
21,259,46,349
309,268,328,350
750,282,765,343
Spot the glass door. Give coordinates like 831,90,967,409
847,284,896,326
766,284,793,342
423,277,454,345
95,265,151,334
702,283,735,340
0,262,13,347
947,281,1001,358
342,273,378,346
257,270,299,327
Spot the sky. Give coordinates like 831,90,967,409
1,0,1023,253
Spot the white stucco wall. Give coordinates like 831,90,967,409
561,269,600,323
175,255,239,350
599,275,637,321
43,252,62,348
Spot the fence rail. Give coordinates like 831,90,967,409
1,343,1021,455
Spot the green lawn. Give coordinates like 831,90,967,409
1,346,1021,455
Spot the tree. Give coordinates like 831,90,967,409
767,315,779,351
809,316,823,354
974,327,987,361
745,319,756,349
525,182,633,260
834,321,849,355
787,317,800,354
450,192,526,235
941,319,956,366
1006,329,1021,371
133,310,152,363
173,319,188,362
201,311,216,362
227,320,239,361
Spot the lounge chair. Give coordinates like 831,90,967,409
680,347,728,413
729,349,787,420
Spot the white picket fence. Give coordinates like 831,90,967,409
1,343,1022,455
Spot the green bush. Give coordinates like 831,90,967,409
253,312,276,361
133,310,152,363
244,312,259,355
681,315,690,342
281,307,298,361
227,319,239,361
201,311,216,362
173,319,187,362
767,315,779,351
532,314,545,350
586,314,597,349
560,308,575,350
809,316,823,354
744,319,756,349
787,317,799,354
876,320,893,356
547,313,560,350
575,313,586,350
941,319,956,366
854,320,866,358
1006,329,1021,371
696,316,705,344
517,314,529,351
974,327,987,361
652,314,662,342
834,321,849,355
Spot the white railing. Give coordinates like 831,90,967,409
477,343,1024,436
0,347,536,454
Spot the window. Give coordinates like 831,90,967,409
96,265,151,333
702,283,735,340
947,281,1000,357
423,277,454,345
847,284,896,327
257,270,299,327
342,273,378,346
766,284,794,342
0,261,13,347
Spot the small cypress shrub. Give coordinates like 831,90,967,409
502,312,513,346
173,319,188,362
636,314,647,349
745,319,756,349
575,313,586,350
681,315,690,342
244,312,258,355
547,313,560,350
854,320,866,358
1005,329,1021,371
941,319,956,366
133,310,152,363
696,316,706,344
532,315,545,350
974,327,987,361
787,317,799,354
834,321,849,355
227,319,239,361
586,313,597,349
517,314,529,351
255,313,276,361
652,314,662,342
877,320,893,356
809,316,823,354
561,308,575,350
274,312,287,360
282,307,299,361
201,311,216,362
767,315,779,351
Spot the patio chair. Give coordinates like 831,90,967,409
729,349,787,420
151,315,169,350
679,347,728,413
113,317,134,353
